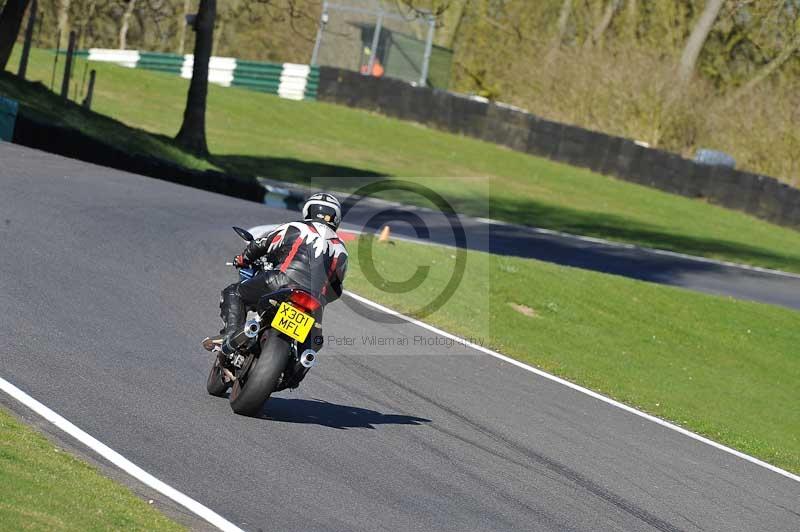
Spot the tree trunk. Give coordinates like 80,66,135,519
677,0,725,84
554,0,572,46
439,0,466,49
545,0,573,61
175,0,215,156
0,0,30,70
176,0,192,54
585,0,621,49
623,0,638,42
57,0,70,48
78,0,98,50
119,0,136,50
213,15,224,56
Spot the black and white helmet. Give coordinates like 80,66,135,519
302,192,342,230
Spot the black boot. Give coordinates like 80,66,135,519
220,284,246,338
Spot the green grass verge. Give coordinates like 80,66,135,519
345,235,800,474
0,407,184,531
3,48,800,273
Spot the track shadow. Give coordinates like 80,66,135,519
435,192,797,271
260,397,431,430
209,155,386,182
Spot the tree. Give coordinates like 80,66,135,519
176,0,192,54
77,0,99,50
584,0,622,49
57,0,70,48
552,0,573,50
175,0,215,155
727,29,800,104
677,0,726,84
0,0,30,70
623,0,638,42
119,0,136,49
436,0,466,49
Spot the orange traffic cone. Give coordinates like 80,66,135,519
378,225,391,243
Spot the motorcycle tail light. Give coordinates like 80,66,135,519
289,291,321,312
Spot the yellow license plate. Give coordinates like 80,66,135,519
271,302,315,343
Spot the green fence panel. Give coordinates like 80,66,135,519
57,50,89,57
384,32,452,89
235,59,285,69
138,59,183,66
138,61,183,75
304,67,320,99
233,71,283,82
234,64,284,73
0,96,19,142
139,51,183,61
233,72,283,82
138,52,184,75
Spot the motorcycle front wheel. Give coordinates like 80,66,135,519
229,330,288,416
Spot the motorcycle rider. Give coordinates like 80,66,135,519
219,193,348,354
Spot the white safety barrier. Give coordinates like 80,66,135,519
181,55,236,87
82,49,317,100
279,63,312,101
87,48,141,68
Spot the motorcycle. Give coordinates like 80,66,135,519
202,226,323,416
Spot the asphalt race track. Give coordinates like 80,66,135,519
1,143,799,531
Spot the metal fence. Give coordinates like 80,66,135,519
310,0,453,89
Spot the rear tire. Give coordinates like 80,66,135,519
229,331,288,416
206,357,230,397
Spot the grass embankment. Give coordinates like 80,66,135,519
346,235,800,474
0,407,184,530
3,48,800,273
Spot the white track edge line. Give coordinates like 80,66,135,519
342,290,800,484
481,215,800,280
0,377,244,532
482,218,799,280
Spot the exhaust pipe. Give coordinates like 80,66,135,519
299,349,318,368
221,320,261,356
244,319,260,338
